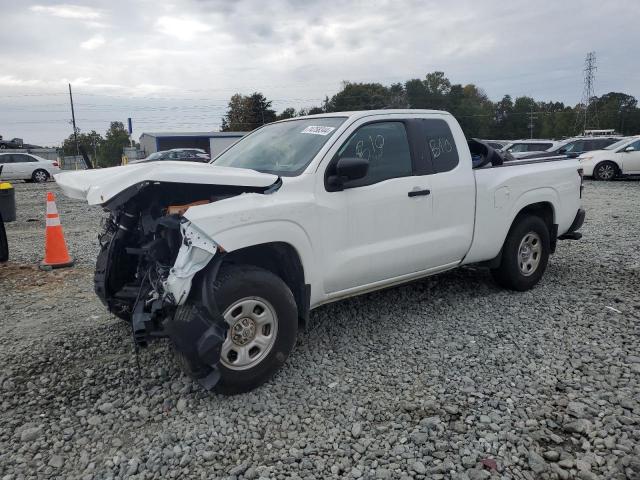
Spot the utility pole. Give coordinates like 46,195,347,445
68,83,79,156
528,105,537,139
575,52,598,135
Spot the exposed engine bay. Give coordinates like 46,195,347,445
94,180,276,388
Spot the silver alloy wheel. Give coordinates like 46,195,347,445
518,231,542,276
220,296,278,371
33,170,48,182
596,163,615,180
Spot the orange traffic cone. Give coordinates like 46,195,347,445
40,192,74,269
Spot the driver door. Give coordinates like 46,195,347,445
317,120,437,294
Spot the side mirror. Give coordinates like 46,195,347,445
326,157,369,191
624,146,635,152
558,148,567,154
567,152,579,158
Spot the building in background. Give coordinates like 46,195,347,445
139,131,245,158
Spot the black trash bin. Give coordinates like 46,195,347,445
0,182,16,222
0,212,7,262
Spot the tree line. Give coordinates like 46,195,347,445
221,71,640,139
61,121,132,167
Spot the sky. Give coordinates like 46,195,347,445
0,0,639,146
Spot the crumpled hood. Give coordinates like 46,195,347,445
54,161,278,205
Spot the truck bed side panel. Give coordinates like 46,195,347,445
463,159,581,265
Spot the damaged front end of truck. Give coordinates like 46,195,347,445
55,163,281,389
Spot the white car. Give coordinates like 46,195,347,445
0,152,60,183
55,110,584,393
501,140,559,156
578,136,640,180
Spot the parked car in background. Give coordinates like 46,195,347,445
578,136,640,180
0,136,23,149
514,136,621,160
0,153,60,182
501,140,559,154
481,140,508,150
132,148,211,164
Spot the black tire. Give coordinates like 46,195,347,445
491,215,550,291
181,264,298,395
593,161,618,181
0,213,8,263
32,169,49,183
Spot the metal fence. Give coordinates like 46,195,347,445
60,155,87,170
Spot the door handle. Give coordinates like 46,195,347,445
408,188,431,197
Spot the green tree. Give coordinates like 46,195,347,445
61,129,104,163
594,92,640,135
276,107,296,120
406,71,451,110
221,92,276,131
327,82,392,111
97,122,130,167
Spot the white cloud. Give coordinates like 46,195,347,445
30,4,103,20
0,75,43,87
155,15,212,41
80,35,106,50
2,0,639,146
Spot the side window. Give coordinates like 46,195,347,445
628,140,640,151
509,144,528,153
417,119,459,173
336,122,412,187
527,143,551,151
595,139,614,149
0,155,12,164
16,154,36,162
564,141,582,152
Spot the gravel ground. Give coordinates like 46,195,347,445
1,179,639,480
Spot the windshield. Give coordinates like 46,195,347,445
604,138,632,150
213,117,346,175
146,151,165,160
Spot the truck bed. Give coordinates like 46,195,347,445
463,156,582,265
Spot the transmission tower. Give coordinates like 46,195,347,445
575,51,599,135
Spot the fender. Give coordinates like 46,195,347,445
184,193,318,296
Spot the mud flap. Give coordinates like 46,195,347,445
165,303,227,390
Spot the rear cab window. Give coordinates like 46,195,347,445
413,118,459,174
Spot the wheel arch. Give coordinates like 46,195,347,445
213,241,310,327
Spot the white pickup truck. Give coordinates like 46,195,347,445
55,110,585,394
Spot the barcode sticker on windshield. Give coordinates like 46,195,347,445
301,126,335,136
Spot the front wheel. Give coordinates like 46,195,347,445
491,215,550,291
179,264,298,394
593,161,618,181
32,169,49,183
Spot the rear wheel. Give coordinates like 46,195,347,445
178,264,298,394
32,169,49,183
491,215,550,291
593,161,618,181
